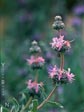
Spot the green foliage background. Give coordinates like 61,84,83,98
0,0,84,112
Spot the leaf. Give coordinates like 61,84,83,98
22,88,29,93
47,101,63,109
20,93,27,102
40,87,47,100
32,99,38,112
29,99,38,112
0,106,9,112
9,97,20,112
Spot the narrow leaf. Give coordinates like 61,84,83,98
9,97,20,112
32,99,38,112
0,106,9,112
47,101,63,108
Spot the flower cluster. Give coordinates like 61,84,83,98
27,80,43,93
27,41,45,70
50,35,71,53
49,16,75,85
27,56,45,69
26,41,45,97
48,65,75,84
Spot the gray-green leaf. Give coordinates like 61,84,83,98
0,106,9,112
47,101,63,108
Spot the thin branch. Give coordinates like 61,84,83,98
37,85,57,110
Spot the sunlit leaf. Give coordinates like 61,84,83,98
0,106,9,112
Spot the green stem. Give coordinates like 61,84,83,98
37,85,57,110
21,96,33,111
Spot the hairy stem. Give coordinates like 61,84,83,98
58,30,60,36
60,53,64,70
35,70,38,82
37,85,57,110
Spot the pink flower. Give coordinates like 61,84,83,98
50,35,71,51
66,68,75,82
50,35,65,50
58,69,63,80
27,56,35,65
36,57,45,63
48,65,58,78
27,80,43,93
27,56,45,65
64,41,71,48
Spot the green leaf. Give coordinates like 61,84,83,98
20,93,27,102
32,99,38,112
47,101,63,109
0,106,9,112
40,87,47,100
9,97,20,112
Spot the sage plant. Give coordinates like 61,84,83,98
23,16,75,111
1,16,75,112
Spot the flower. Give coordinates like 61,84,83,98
48,65,75,84
50,35,71,52
27,56,45,69
58,68,63,80
27,56,45,65
50,35,64,51
64,40,71,48
27,80,43,93
48,65,58,78
71,17,81,26
27,56,35,65
73,5,84,16
66,68,75,83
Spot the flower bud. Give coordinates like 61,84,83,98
52,21,65,30
31,40,37,45
60,22,65,29
30,41,41,54
55,16,62,21
52,16,65,30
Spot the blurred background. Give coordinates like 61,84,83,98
0,0,84,112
